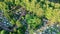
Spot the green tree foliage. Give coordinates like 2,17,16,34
25,14,41,29
1,30,5,34
15,0,44,17
0,0,60,34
